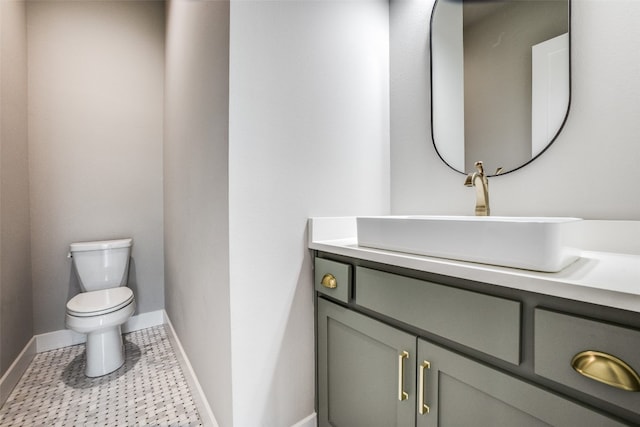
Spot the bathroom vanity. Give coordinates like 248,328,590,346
309,217,640,426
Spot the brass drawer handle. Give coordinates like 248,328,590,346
571,350,640,392
418,360,431,415
398,351,409,401
320,273,337,289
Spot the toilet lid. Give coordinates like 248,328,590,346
66,287,134,317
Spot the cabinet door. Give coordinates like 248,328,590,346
317,298,416,427
416,339,624,427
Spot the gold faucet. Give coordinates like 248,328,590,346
464,161,500,216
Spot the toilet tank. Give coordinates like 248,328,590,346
70,238,133,292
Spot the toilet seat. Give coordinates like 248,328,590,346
66,287,134,317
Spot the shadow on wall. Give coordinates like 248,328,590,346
127,258,140,315
66,259,82,304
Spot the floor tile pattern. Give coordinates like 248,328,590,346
0,326,202,426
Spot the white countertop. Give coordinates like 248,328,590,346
308,217,640,313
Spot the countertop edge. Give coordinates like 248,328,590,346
308,218,640,313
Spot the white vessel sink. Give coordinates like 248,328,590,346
356,216,583,272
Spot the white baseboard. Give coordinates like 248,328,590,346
36,309,165,353
292,413,317,427
163,310,219,427
0,337,36,406
36,328,86,353
122,309,165,334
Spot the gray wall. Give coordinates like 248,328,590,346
164,1,232,426
0,0,32,375
391,0,640,220
27,0,165,334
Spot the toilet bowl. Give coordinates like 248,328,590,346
65,238,135,377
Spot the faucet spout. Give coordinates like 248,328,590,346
464,161,490,216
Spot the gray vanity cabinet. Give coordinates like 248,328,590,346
314,255,636,426
534,309,640,414
317,298,416,427
415,339,623,427
317,297,623,427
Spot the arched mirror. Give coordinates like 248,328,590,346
430,0,570,175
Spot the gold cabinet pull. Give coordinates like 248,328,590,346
398,351,409,401
320,273,337,289
571,350,640,392
418,360,431,414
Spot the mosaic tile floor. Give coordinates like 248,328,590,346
0,325,203,426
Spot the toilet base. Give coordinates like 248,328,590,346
85,326,125,377
65,298,135,377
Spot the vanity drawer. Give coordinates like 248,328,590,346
314,258,351,303
535,309,640,414
355,266,521,365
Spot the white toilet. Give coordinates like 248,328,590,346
65,238,136,377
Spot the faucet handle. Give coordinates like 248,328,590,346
495,167,504,175
464,174,474,187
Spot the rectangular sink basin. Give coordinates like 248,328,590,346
357,216,583,272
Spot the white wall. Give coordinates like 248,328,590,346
27,1,165,334
391,0,640,221
229,0,389,425
0,0,32,375
164,1,232,426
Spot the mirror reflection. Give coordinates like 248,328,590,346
431,0,570,175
